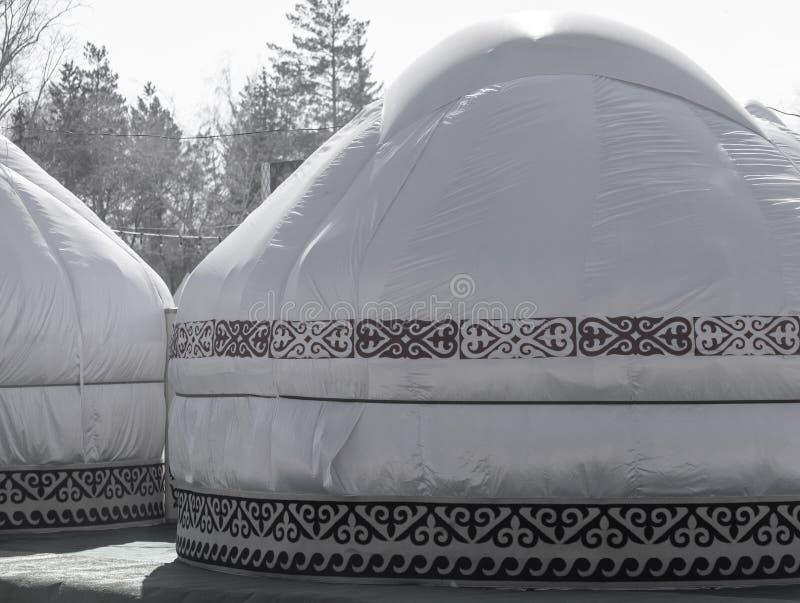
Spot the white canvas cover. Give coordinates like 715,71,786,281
0,137,171,532
169,13,800,586
173,272,191,307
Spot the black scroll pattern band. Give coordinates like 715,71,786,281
174,486,800,584
0,463,164,532
170,315,800,360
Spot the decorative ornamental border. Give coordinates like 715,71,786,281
0,462,164,532
169,315,800,360
174,485,800,585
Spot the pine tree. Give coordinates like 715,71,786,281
221,68,288,217
128,82,182,230
270,0,381,129
126,82,184,283
43,43,130,224
221,0,380,220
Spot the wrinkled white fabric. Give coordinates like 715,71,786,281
170,15,800,499
0,136,171,466
0,383,165,466
169,396,800,498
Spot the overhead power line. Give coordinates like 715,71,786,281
114,229,226,242
113,223,241,232
768,106,800,119
3,124,335,141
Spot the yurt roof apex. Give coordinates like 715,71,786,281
381,12,761,141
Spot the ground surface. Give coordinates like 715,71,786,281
3,525,800,601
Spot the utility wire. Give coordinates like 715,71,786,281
768,106,800,119
114,229,225,241
3,124,335,141
114,223,241,232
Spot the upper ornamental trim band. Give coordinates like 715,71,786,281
169,315,800,360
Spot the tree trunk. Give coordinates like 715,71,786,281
330,5,337,129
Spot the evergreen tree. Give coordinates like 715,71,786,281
126,82,184,284
221,0,380,219
221,67,327,217
222,69,285,216
273,0,381,129
42,43,130,224
162,134,227,288
128,82,182,229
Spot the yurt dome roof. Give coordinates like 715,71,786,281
382,12,760,140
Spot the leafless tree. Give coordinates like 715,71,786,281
0,0,75,120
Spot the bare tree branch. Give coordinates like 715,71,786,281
0,0,76,121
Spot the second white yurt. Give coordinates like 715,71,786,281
169,13,800,587
0,137,172,532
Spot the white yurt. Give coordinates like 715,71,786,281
0,137,172,532
169,13,800,586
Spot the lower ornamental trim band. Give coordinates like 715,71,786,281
0,462,165,532
174,486,800,585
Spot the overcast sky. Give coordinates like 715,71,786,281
66,0,800,132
